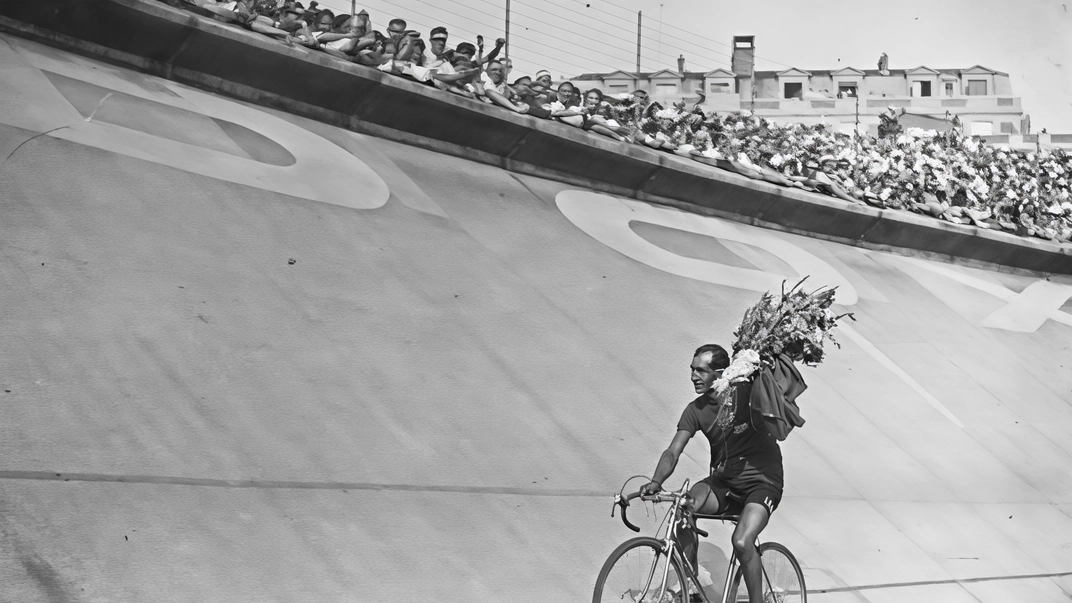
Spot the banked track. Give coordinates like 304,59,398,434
1,31,1072,603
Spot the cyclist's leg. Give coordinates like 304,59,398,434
681,477,726,571
732,502,771,603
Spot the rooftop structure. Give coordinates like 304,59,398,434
569,36,1065,149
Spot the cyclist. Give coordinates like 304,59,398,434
640,343,783,603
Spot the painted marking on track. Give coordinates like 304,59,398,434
0,41,390,209
556,190,970,427
555,190,859,305
839,324,964,428
898,257,1072,333
816,569,1072,593
48,84,389,209
0,471,606,496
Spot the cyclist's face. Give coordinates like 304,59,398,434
690,353,722,394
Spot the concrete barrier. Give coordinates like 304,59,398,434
2,0,1070,275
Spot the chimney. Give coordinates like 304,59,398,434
732,35,755,103
677,54,685,73
731,35,754,77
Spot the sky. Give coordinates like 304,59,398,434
315,0,1072,132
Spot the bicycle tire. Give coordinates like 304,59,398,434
727,542,806,603
593,536,689,603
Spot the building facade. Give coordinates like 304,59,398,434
568,36,1065,149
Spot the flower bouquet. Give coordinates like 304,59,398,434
732,277,853,366
705,278,854,436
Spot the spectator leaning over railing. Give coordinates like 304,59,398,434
192,0,297,43
382,19,418,64
581,88,633,143
482,60,528,114
271,4,307,33
512,76,552,118
305,9,366,58
529,70,557,105
424,27,482,91
545,81,585,127
454,35,504,68
439,57,483,99
631,88,664,119
425,26,453,71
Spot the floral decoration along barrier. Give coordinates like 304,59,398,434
608,97,1072,243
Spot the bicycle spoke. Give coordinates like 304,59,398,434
758,544,806,603
594,539,687,603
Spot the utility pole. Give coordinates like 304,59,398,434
350,0,355,16
504,0,511,62
855,93,860,139
636,11,642,76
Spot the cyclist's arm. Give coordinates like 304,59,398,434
643,430,691,493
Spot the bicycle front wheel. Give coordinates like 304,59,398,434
727,542,806,603
593,537,688,603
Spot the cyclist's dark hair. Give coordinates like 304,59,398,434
693,343,729,370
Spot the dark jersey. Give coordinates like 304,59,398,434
677,381,782,485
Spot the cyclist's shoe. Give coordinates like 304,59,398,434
764,589,786,603
668,585,704,603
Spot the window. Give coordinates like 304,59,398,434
608,83,629,93
783,82,802,99
655,83,677,95
709,82,730,94
910,81,932,97
837,84,857,98
966,79,987,96
944,82,955,97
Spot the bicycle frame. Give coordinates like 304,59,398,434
616,479,771,603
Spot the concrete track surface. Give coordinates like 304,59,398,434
2,33,1072,603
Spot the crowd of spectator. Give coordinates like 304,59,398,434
178,0,1072,243
179,0,665,143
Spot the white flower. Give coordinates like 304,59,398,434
712,350,761,393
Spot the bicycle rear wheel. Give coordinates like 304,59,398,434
593,537,688,603
727,542,806,603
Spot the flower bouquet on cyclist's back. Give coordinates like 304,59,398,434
708,277,854,440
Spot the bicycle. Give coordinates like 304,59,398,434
593,478,806,603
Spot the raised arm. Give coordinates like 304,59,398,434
475,37,505,67
640,429,691,495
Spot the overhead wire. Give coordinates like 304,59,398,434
479,9,652,70
585,0,797,69
315,0,740,77
530,0,732,70
501,0,664,70
400,0,664,72
317,0,610,73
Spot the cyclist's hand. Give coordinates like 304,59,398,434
639,481,661,497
